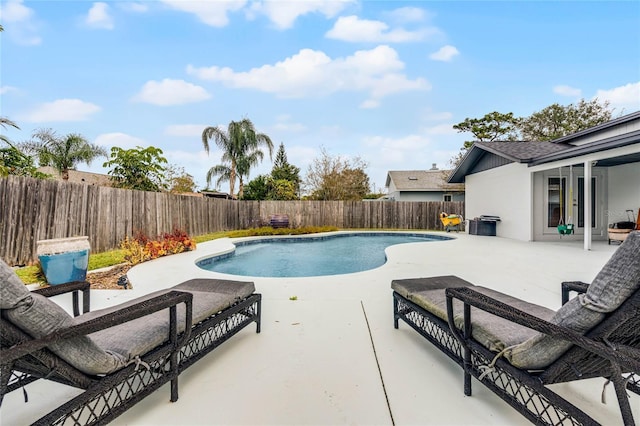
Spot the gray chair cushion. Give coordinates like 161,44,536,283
0,259,31,309
506,231,640,369
3,292,126,375
392,276,555,352
78,279,256,367
2,264,255,376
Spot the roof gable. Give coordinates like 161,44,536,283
386,170,463,192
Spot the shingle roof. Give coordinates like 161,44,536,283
386,170,464,192
448,111,640,183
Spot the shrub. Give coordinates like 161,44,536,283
120,228,197,265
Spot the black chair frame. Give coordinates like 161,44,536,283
393,281,639,426
1,281,261,425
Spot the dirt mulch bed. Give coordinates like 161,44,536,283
87,264,133,290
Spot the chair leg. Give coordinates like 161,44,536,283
170,376,179,403
256,298,262,334
611,365,636,426
393,296,399,329
0,364,13,406
463,304,472,396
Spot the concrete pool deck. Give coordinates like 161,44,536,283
2,231,637,425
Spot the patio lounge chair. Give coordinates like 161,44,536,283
0,260,261,425
392,231,640,426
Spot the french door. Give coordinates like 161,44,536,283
545,174,600,233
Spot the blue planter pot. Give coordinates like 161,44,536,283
37,237,90,285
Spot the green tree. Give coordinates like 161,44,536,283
165,164,198,193
202,118,274,198
271,143,301,196
23,128,107,180
242,175,270,200
305,148,370,200
269,179,298,200
242,175,298,201
0,145,49,178
519,99,612,141
1,116,20,146
103,146,168,191
453,111,521,148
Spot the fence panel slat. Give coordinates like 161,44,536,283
1,175,464,265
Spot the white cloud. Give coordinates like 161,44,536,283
25,99,101,122
94,132,147,149
362,134,433,169
0,0,41,45
86,2,114,29
429,45,459,62
594,82,640,113
187,45,429,104
424,123,456,135
553,85,581,97
160,0,246,27
248,0,353,29
132,79,211,106
0,85,19,95
326,15,428,43
272,115,307,132
164,124,207,137
360,99,380,109
0,0,31,21
119,2,149,13
387,7,429,23
422,110,453,121
159,148,225,189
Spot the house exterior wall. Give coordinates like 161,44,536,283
388,191,463,202
465,162,532,241
387,180,399,194
607,162,640,225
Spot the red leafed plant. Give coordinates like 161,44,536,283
121,227,196,265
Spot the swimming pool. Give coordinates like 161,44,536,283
196,232,451,277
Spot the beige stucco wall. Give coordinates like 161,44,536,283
607,162,640,225
465,162,532,241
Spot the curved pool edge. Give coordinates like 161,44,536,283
124,230,466,292
195,230,455,279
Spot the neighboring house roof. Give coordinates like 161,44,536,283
386,170,464,192
38,166,112,186
449,111,640,183
200,190,234,199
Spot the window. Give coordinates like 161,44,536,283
547,177,566,227
443,194,452,202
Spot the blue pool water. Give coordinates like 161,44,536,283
196,233,451,277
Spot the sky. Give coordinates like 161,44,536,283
1,0,639,193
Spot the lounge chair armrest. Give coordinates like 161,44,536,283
33,281,91,316
561,281,589,305
445,286,640,373
2,290,193,364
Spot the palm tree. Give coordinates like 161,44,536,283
1,116,20,145
201,118,273,198
25,128,107,180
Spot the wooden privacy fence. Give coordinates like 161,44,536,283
0,175,464,265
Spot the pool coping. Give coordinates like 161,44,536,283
194,230,455,278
